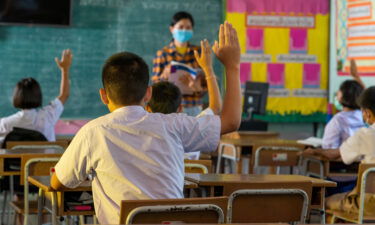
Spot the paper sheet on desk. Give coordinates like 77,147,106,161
169,61,198,95
297,137,323,148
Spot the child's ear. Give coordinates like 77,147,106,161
143,86,153,104
169,26,174,34
99,88,109,105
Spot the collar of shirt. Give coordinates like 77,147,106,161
113,105,147,117
168,41,192,55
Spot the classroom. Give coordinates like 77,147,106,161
0,0,374,224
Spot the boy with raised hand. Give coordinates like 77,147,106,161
147,39,223,160
51,21,241,224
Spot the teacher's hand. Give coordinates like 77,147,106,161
160,65,171,80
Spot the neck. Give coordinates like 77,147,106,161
342,107,353,112
174,39,188,48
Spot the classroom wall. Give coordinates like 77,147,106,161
0,0,223,119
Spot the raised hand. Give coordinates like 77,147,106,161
194,39,213,72
55,49,73,71
212,21,240,70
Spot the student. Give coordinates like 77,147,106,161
322,80,364,149
322,86,375,216
0,49,72,146
322,60,365,149
148,39,222,160
51,22,241,224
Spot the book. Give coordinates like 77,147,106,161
169,61,198,95
297,137,323,148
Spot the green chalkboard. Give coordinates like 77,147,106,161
0,0,224,119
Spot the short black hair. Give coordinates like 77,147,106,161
102,52,149,106
358,86,375,115
13,77,42,109
339,80,364,109
170,11,194,27
148,81,181,114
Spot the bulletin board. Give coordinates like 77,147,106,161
337,0,375,76
227,0,330,122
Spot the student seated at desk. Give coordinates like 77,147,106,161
304,86,375,216
322,60,364,149
147,39,222,160
0,49,72,146
51,22,242,224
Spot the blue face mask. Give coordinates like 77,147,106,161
172,29,193,43
333,97,343,111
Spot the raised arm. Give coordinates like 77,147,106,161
194,40,222,114
55,49,73,104
350,59,365,89
213,22,242,134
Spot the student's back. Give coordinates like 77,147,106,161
59,105,219,222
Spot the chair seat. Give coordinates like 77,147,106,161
326,209,375,223
9,200,48,214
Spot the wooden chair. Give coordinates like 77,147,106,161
216,143,238,173
227,188,309,223
119,197,228,224
9,157,60,225
253,146,302,174
302,155,358,179
6,141,69,150
327,163,375,223
184,160,212,173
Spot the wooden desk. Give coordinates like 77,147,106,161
222,131,280,140
0,148,64,184
185,173,336,212
219,138,305,173
28,176,93,225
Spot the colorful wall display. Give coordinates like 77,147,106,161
227,0,329,122
337,0,375,76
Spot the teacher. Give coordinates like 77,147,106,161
152,11,205,116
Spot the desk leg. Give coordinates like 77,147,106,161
7,175,14,225
37,188,44,225
0,190,8,225
51,192,58,225
321,187,326,224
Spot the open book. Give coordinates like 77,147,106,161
169,61,198,95
297,137,323,148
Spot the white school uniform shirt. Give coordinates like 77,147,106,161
322,110,364,149
340,123,375,165
0,98,63,146
184,107,214,160
54,106,221,225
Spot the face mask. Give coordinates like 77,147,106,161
172,29,193,43
333,97,343,111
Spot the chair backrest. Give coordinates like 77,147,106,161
254,146,302,169
356,164,375,223
6,141,69,150
216,143,238,173
23,157,60,225
119,197,228,224
2,127,47,148
227,188,309,223
184,160,212,173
